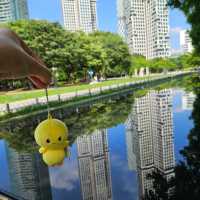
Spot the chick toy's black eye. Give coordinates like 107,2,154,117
46,139,50,143
58,136,62,141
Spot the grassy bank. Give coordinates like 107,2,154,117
0,74,190,122
0,76,158,104
0,85,133,121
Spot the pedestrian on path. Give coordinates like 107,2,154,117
0,28,52,88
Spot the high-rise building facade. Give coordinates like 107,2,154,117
117,0,126,39
76,129,112,200
117,0,170,59
0,0,29,23
182,91,195,110
15,0,29,19
61,0,98,33
125,89,175,198
180,30,194,53
5,144,52,200
125,114,137,171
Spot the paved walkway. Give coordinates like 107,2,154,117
0,72,191,113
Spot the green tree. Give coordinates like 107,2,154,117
187,53,200,68
129,55,149,75
0,20,132,88
90,31,131,77
150,58,176,72
178,54,192,69
75,33,108,81
130,55,181,75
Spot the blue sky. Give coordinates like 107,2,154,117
28,0,190,51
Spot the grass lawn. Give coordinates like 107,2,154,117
0,75,159,104
0,86,127,121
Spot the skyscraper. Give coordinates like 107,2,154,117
117,0,126,39
182,91,195,110
117,0,170,59
76,129,112,200
125,116,137,171
180,30,194,53
5,144,52,200
125,89,175,198
15,0,29,19
0,0,29,23
61,0,98,33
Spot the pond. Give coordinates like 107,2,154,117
0,77,197,200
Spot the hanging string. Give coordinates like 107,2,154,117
45,88,50,118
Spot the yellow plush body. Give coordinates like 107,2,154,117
34,115,69,166
41,148,66,166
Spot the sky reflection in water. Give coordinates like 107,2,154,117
0,87,194,200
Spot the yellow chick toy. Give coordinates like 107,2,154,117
34,114,69,166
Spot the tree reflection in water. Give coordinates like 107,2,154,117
0,75,197,200
0,93,135,153
144,75,200,200
0,75,189,153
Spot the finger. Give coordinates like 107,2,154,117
2,29,52,88
0,28,52,88
3,28,45,66
28,62,52,89
0,72,14,79
28,76,48,89
22,52,52,88
17,33,45,66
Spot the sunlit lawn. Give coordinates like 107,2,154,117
0,75,159,104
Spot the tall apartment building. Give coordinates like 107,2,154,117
180,30,194,53
117,0,126,39
0,0,29,23
117,0,170,59
182,91,195,110
125,116,137,171
76,129,112,200
61,0,98,33
125,89,175,198
5,144,52,200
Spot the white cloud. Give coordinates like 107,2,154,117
50,158,79,190
170,27,182,34
111,154,127,169
171,48,183,54
111,154,138,198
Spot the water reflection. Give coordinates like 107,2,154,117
77,129,112,200
125,89,175,199
0,82,195,200
144,76,200,199
5,144,52,200
182,91,195,111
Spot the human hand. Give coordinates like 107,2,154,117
0,28,52,88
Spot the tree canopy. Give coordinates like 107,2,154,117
2,20,131,84
90,32,131,77
129,54,193,75
0,19,198,90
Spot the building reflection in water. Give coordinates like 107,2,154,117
5,143,52,200
125,89,175,199
76,129,112,200
182,91,195,110
2,89,177,199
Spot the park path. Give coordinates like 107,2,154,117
0,84,120,113
0,72,191,113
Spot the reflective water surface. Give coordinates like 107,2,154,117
0,82,196,200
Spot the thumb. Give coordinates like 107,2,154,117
27,55,52,88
